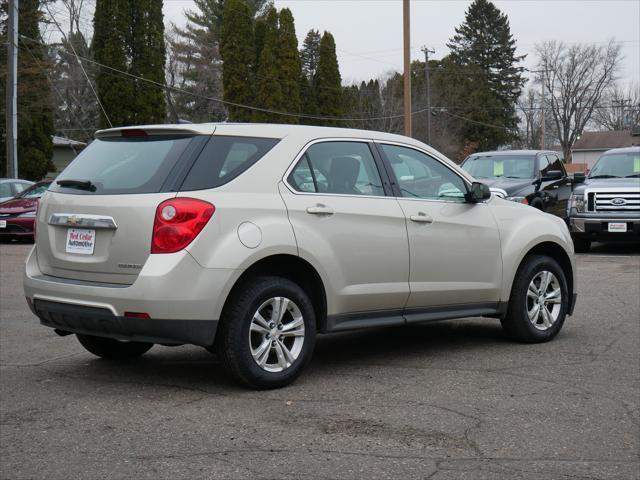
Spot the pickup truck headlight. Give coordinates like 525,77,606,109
569,194,585,213
506,196,529,205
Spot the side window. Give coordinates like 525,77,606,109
288,141,384,196
181,136,279,191
13,183,29,194
548,155,565,175
380,144,467,202
538,155,551,176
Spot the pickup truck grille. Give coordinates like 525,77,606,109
593,192,640,212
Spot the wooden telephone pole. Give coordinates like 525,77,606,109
403,0,411,137
5,0,18,178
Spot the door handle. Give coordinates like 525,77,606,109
409,213,433,224
306,205,334,215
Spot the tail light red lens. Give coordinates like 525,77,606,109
151,198,215,254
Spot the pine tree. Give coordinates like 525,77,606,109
276,8,301,123
447,0,525,138
300,29,321,81
220,0,255,121
252,7,282,123
130,0,166,124
0,0,54,180
314,32,342,125
93,0,134,127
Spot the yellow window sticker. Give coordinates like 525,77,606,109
634,156,640,173
493,160,504,176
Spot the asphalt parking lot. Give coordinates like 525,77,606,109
1,242,639,480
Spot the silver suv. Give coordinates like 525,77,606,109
24,124,577,389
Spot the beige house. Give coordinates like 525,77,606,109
571,130,640,170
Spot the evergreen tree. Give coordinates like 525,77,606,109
276,8,301,123
447,0,525,138
252,7,282,122
300,29,321,81
220,0,255,121
130,0,166,124
0,0,54,179
314,32,342,125
93,0,133,127
299,73,318,125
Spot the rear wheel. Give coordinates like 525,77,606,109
501,255,568,343
76,334,153,360
572,236,591,253
216,276,316,389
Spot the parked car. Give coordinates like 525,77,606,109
568,146,640,252
0,178,34,203
0,181,51,241
461,150,573,218
24,124,577,389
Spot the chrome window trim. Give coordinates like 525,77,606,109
48,213,118,229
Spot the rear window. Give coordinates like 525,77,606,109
51,135,194,195
180,136,279,191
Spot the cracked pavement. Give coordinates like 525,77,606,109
1,242,639,479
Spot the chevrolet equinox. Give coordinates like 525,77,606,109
24,124,577,389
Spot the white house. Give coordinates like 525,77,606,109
571,129,640,170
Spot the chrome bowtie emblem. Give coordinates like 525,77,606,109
67,215,80,225
611,198,626,206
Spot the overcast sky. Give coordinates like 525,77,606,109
164,0,640,88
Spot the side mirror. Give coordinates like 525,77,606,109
541,170,563,181
572,172,586,184
465,182,491,203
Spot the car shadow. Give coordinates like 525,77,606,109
56,319,509,392
587,242,640,255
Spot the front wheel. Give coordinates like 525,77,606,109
501,255,569,343
76,334,153,360
216,276,316,389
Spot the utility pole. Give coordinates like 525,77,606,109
540,69,545,150
5,0,18,178
422,46,434,145
403,0,411,137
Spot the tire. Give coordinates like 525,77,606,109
572,236,591,253
530,199,544,211
501,255,569,343
216,276,316,389
76,334,153,360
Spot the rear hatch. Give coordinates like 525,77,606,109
36,128,211,285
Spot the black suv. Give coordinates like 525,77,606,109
568,146,640,252
461,150,572,218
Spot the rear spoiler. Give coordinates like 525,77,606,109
95,124,216,139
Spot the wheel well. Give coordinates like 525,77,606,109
223,254,327,330
521,242,573,297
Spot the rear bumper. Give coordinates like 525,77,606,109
32,299,217,346
24,246,243,345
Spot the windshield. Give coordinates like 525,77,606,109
462,155,535,179
19,182,51,199
589,152,640,178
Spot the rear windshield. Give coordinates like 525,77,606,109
50,134,279,195
51,135,194,195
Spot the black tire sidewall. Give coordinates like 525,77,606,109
504,255,569,343
220,277,316,389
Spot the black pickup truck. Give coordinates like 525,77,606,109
461,150,572,218
567,147,640,252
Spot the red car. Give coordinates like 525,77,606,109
0,181,51,241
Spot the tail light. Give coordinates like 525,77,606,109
151,198,215,254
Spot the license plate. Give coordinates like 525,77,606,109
0,220,6,228
608,222,627,233
66,228,96,255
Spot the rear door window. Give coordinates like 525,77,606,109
180,136,279,191
50,135,196,195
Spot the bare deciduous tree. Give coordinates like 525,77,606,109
535,40,622,161
591,83,640,131
516,88,541,149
